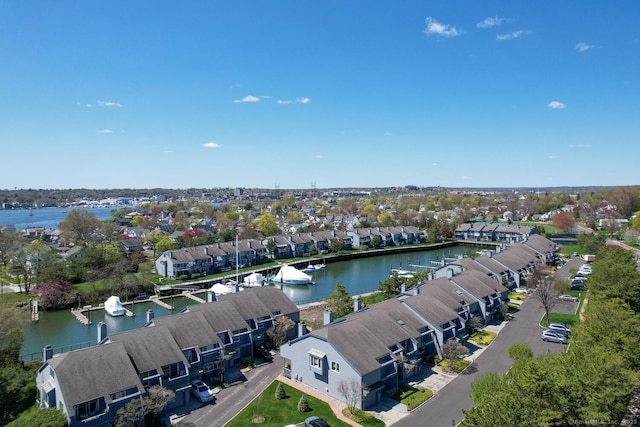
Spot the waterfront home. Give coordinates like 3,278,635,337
454,222,538,243
37,342,145,426
280,259,514,411
35,287,299,426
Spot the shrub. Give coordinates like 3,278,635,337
275,382,285,400
178,275,188,280
297,394,309,412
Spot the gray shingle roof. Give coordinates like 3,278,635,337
450,269,508,299
151,311,223,350
108,324,189,374
48,341,144,407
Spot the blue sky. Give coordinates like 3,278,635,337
1,1,639,190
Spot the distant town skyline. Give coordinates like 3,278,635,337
1,1,639,189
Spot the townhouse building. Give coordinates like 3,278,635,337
35,286,299,427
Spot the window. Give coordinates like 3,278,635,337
310,355,322,370
161,362,186,381
331,361,340,372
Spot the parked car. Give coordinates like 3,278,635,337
570,282,586,291
190,379,215,403
559,294,579,302
253,344,273,361
305,416,330,427
542,329,567,344
547,322,571,336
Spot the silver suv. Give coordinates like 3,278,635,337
542,329,567,344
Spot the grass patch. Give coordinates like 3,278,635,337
361,292,386,305
0,291,36,304
508,292,527,301
225,380,351,427
507,302,520,311
437,358,471,373
391,385,433,411
469,330,496,346
342,407,385,427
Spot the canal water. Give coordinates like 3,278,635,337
20,245,471,359
0,207,119,231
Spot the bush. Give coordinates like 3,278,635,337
275,382,285,400
297,394,309,412
178,275,189,280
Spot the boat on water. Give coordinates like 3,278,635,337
210,281,242,296
270,265,313,285
243,272,265,287
104,295,126,317
390,268,415,279
302,263,325,273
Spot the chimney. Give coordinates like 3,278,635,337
43,345,53,361
401,284,407,294
323,310,334,325
446,268,453,279
97,322,107,343
207,290,216,302
298,322,307,338
204,247,209,255
413,287,420,296
146,309,155,322
428,271,434,281
353,296,362,312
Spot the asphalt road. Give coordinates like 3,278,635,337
176,355,283,427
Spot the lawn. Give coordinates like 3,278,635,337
390,385,433,411
225,380,351,427
469,330,496,346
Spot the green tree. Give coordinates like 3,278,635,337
275,382,285,400
297,394,309,412
325,283,353,319
378,274,404,298
155,236,176,253
329,238,346,253
284,211,304,226
253,213,281,238
6,407,68,427
59,208,102,246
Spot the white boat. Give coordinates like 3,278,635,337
210,281,242,296
271,265,313,285
243,272,265,287
390,269,415,279
302,263,325,273
104,295,126,317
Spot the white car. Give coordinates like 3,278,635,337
547,322,571,335
559,294,579,302
191,379,215,403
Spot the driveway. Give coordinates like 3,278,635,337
393,293,566,427
173,355,282,427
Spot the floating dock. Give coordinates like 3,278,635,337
183,292,206,304
71,308,91,325
151,297,174,310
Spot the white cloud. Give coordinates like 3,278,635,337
477,16,506,28
312,154,323,159
203,142,222,148
548,101,566,109
575,42,594,52
384,132,392,136
569,143,592,148
97,101,123,107
277,97,311,105
424,17,461,37
496,30,531,41
432,162,439,167
232,95,261,103
545,155,559,159
96,129,113,134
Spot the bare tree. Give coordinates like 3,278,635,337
534,276,558,327
441,340,468,371
266,316,295,349
337,377,366,414
59,209,102,246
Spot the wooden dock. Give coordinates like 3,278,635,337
124,307,135,317
183,292,206,304
71,309,92,325
151,297,174,310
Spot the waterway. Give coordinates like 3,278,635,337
0,207,120,231
20,245,472,360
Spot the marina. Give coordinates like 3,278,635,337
19,245,473,361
